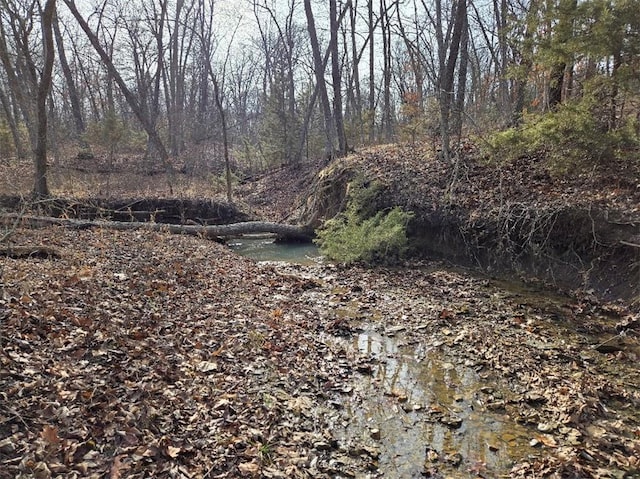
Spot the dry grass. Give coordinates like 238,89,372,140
0,155,229,200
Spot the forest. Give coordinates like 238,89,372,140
1,0,639,478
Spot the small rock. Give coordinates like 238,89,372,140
524,392,546,404
313,441,333,451
356,363,373,374
486,400,506,411
370,428,381,440
425,447,439,462
444,452,463,467
440,416,463,429
537,422,556,432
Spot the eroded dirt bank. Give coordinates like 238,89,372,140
294,144,639,306
1,227,639,478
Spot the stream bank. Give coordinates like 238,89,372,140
296,145,639,309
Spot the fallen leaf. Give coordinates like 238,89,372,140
166,445,181,458
40,425,60,445
238,461,260,475
109,455,128,479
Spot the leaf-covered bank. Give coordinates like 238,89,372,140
0,228,338,478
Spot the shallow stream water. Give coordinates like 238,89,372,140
327,330,538,478
229,238,637,478
227,236,321,264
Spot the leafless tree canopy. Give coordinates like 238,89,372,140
0,0,638,193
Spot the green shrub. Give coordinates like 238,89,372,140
315,178,414,265
486,97,640,174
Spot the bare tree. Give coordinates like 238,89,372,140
329,0,347,155
0,82,27,158
193,0,239,201
304,0,337,158
0,0,56,196
62,0,174,191
34,0,56,197
52,9,86,146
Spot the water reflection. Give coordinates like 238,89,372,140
227,237,321,264
333,330,537,478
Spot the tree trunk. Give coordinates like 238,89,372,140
437,0,466,163
52,11,86,144
0,10,34,142
0,86,27,158
368,0,375,142
547,0,576,110
452,13,469,139
33,0,56,198
380,0,393,141
3,214,314,242
349,1,363,144
62,0,172,176
212,74,232,203
330,0,347,156
304,0,336,159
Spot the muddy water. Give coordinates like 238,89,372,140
231,240,637,477
328,329,538,478
233,240,540,477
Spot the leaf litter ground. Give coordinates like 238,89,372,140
2,227,639,478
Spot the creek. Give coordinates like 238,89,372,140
227,236,321,264
229,237,639,478
323,328,539,478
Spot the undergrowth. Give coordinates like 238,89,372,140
485,95,640,175
315,176,414,265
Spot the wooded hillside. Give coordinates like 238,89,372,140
0,0,638,199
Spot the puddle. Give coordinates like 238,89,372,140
328,330,539,478
227,236,321,264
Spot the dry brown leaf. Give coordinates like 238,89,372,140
109,455,128,479
166,445,181,458
40,425,60,445
238,461,260,475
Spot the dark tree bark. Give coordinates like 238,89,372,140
33,0,56,198
380,0,393,141
330,0,347,156
211,74,232,203
348,0,363,143
548,0,576,109
437,0,467,162
304,0,336,158
452,12,468,138
368,0,376,142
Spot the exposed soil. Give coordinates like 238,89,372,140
0,196,249,225
291,144,639,306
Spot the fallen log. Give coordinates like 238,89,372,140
1,214,315,242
